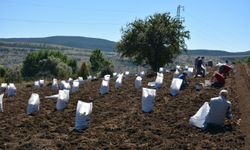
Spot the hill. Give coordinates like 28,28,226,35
185,49,250,57
0,36,117,52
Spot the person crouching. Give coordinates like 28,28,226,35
204,90,232,130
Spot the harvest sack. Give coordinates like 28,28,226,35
113,72,118,78
170,78,183,96
59,80,66,89
56,90,70,110
189,102,210,128
39,80,45,87
159,67,164,73
187,67,194,77
7,83,16,97
135,76,142,89
0,83,7,93
104,74,111,81
68,78,73,84
75,100,93,130
142,88,156,112
27,93,40,115
71,80,80,93
45,94,59,99
100,80,109,95
155,73,164,89
140,71,145,78
115,74,123,88
0,94,4,112
78,77,84,85
34,81,40,88
174,69,180,78
87,75,92,80
63,82,71,91
51,78,59,90
125,71,130,76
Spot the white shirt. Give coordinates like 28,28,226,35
205,96,232,126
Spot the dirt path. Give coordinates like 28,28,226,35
235,64,250,149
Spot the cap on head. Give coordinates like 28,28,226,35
219,89,228,98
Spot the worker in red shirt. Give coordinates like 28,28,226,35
211,72,225,88
219,64,232,79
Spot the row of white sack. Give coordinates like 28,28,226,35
100,72,160,95
0,83,17,97
100,73,184,97
0,91,92,131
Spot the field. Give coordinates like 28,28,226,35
0,64,249,149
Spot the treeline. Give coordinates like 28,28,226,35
0,49,114,83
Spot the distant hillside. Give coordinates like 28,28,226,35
0,36,116,52
184,49,250,57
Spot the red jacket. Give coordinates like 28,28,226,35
215,72,225,85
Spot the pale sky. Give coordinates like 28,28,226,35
1,0,249,52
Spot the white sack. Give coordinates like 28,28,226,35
71,80,80,93
159,67,164,73
100,80,109,95
78,77,84,85
115,74,123,88
170,78,183,96
59,80,65,89
63,82,71,90
68,78,73,84
135,76,142,89
34,81,40,88
113,72,117,78
174,69,180,78
39,80,45,87
0,94,4,112
27,93,40,115
104,74,110,81
87,75,92,80
56,90,70,110
189,102,210,128
45,94,59,99
140,71,145,78
147,82,156,87
155,72,164,89
7,83,16,97
75,100,93,130
51,78,59,90
142,88,156,113
125,71,129,76
1,83,7,93
187,67,194,77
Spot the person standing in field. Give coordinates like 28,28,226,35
194,56,205,78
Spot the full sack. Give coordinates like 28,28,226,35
189,102,210,128
75,100,93,131
56,90,70,110
170,78,183,96
27,93,40,115
142,88,156,112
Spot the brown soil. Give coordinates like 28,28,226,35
0,65,247,149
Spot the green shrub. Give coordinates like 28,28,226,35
5,65,22,83
245,56,250,64
22,50,76,79
56,62,72,79
0,65,6,77
89,49,113,75
78,62,90,79
100,64,114,78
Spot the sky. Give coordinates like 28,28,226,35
0,0,250,52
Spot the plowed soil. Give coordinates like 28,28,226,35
0,65,248,149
